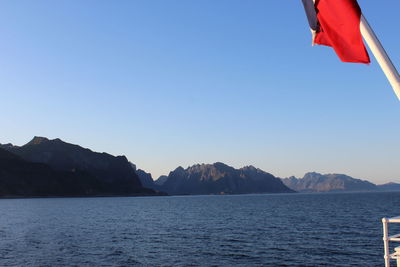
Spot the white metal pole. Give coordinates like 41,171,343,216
360,15,400,100
395,247,400,267
383,218,390,267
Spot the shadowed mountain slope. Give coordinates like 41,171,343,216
0,147,106,197
0,137,157,196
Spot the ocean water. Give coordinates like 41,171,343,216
1,192,400,267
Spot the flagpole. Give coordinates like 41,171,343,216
360,15,400,100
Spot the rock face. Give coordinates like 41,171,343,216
135,169,168,193
155,175,168,186
378,182,400,191
0,147,104,197
159,162,294,195
0,137,157,197
136,169,157,189
281,172,377,193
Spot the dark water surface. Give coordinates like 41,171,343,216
1,192,400,266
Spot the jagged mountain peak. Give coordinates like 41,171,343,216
303,171,323,177
25,136,79,148
241,165,257,170
240,165,268,174
173,166,185,173
26,136,50,146
184,162,235,173
213,162,231,169
0,143,17,149
21,137,122,159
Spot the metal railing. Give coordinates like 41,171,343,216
383,217,400,267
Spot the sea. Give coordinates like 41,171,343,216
1,191,400,267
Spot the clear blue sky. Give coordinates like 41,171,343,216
0,0,399,183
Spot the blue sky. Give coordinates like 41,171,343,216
0,0,399,183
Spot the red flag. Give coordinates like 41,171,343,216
302,0,370,64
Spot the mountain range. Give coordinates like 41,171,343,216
377,182,400,191
141,163,294,195
0,137,160,197
281,172,378,193
141,167,398,194
0,136,399,197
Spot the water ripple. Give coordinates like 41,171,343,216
0,192,399,266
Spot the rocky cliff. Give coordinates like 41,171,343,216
0,137,157,196
158,162,294,195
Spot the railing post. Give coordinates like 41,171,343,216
383,218,390,267
395,247,400,267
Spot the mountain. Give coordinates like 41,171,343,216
0,146,20,160
158,162,294,195
281,172,377,193
155,175,168,186
0,137,158,196
378,182,400,191
135,169,155,188
0,147,106,197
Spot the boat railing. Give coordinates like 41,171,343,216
383,217,400,267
